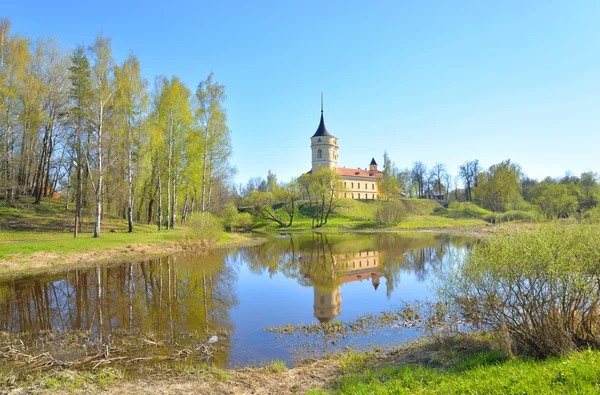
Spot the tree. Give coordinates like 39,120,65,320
244,190,287,227
114,53,148,232
528,181,578,218
276,180,302,227
578,171,600,211
298,167,344,228
379,151,400,199
473,159,523,212
411,161,427,198
68,45,92,237
156,76,191,229
266,170,278,192
430,162,447,198
459,159,480,202
88,36,116,238
194,73,231,218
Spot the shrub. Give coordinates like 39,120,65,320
442,223,600,357
374,200,409,225
482,210,539,224
184,213,222,246
582,206,600,224
221,203,253,231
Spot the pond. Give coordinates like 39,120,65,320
0,232,473,370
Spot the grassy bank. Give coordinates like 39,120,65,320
0,197,265,280
251,199,492,233
4,334,600,394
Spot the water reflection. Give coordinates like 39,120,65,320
0,232,472,366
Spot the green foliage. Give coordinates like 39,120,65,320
243,190,288,227
184,213,223,246
443,223,600,357
380,151,401,197
482,210,540,223
528,181,579,218
473,159,523,212
320,349,600,394
221,202,252,231
298,168,344,228
374,200,409,225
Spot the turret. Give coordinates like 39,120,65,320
311,95,338,172
369,158,378,172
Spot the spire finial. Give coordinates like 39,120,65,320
321,92,323,114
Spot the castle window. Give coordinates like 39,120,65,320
351,182,354,188
358,183,360,189
320,295,325,304
358,193,361,199
372,184,374,190
318,149,322,158
344,193,347,198
372,194,375,199
317,138,322,143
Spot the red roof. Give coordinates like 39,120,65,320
336,167,382,178
305,167,382,179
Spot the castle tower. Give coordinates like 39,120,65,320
311,95,338,173
369,157,378,172
313,286,341,323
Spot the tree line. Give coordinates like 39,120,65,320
0,19,233,237
379,154,599,218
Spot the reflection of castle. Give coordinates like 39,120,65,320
304,250,383,322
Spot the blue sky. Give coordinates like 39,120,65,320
4,1,600,185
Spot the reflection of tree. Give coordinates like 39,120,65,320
0,251,239,364
233,233,472,297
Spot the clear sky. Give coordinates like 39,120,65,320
4,1,600,186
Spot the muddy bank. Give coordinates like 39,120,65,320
1,334,494,394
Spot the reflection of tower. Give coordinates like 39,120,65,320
313,287,341,323
372,273,381,290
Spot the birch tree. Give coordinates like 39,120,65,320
114,53,148,232
88,36,116,238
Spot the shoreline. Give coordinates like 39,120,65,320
0,222,524,281
0,234,268,281
0,333,492,394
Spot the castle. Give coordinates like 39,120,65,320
307,102,383,200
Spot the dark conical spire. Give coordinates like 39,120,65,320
312,93,334,138
370,157,377,166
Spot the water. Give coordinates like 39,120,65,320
0,232,473,368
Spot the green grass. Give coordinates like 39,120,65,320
312,350,600,394
0,229,184,259
0,196,255,271
253,198,488,232
263,360,288,374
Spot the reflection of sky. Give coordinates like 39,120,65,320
0,233,471,368
226,240,449,367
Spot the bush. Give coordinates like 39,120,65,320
582,206,600,224
374,200,409,225
221,202,253,231
482,210,539,224
184,213,222,246
443,223,600,357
